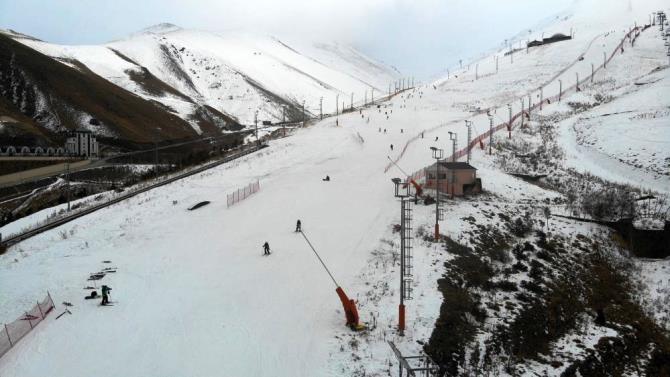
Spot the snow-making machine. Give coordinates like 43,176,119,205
299,230,364,331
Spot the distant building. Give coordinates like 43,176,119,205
65,129,98,157
424,161,481,196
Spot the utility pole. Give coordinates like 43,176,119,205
448,132,457,199
520,98,525,128
302,100,306,127
495,56,499,73
430,147,444,241
371,88,374,104
465,120,472,164
559,79,563,102
540,87,543,110
66,162,71,211
603,51,607,68
488,113,493,155
350,92,353,111
282,105,286,123
336,94,339,116
319,97,323,120
364,90,368,106
254,110,259,145
528,94,532,119
475,64,479,80
507,104,512,139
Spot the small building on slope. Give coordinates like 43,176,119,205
423,161,481,197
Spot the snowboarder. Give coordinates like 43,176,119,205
435,136,439,142
390,144,394,151
323,175,330,181
101,285,112,305
421,132,424,139
295,220,302,232
263,242,271,255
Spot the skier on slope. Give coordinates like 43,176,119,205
263,242,271,255
295,220,302,232
101,285,112,305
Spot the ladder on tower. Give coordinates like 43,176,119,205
402,201,414,301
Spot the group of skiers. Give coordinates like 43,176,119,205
263,219,303,256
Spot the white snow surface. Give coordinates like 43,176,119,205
13,27,400,129
1,0,669,375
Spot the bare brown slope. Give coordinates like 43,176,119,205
0,33,201,144
0,96,58,146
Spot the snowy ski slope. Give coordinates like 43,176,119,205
1,0,668,375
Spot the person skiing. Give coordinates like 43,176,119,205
263,242,271,255
295,220,302,232
390,144,394,151
101,285,112,305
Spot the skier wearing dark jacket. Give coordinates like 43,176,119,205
101,285,112,305
263,242,271,255
295,220,302,232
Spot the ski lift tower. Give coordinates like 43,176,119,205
430,147,444,241
392,178,414,335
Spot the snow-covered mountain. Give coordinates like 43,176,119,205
12,24,400,130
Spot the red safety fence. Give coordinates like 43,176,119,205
0,292,55,359
392,26,643,179
226,180,261,208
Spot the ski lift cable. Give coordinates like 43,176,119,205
300,230,339,287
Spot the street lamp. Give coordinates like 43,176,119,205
430,147,444,241
464,120,472,164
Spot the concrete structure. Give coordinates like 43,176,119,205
65,129,98,157
424,161,481,197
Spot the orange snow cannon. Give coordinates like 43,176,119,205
300,230,365,331
336,287,363,330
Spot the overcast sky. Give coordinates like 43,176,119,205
0,0,571,78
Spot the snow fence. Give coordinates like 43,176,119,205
0,292,55,359
226,180,260,207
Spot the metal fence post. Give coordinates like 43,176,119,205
26,312,33,329
37,300,44,319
